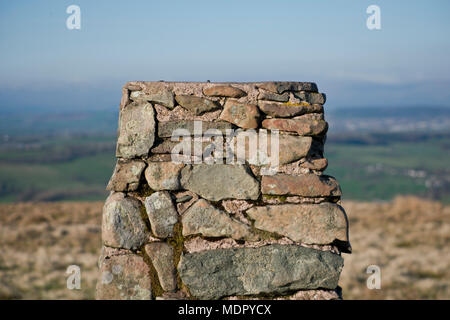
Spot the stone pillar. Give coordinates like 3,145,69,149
96,81,351,300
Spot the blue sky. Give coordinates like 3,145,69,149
0,0,449,110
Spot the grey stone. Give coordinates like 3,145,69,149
144,161,184,191
257,82,318,93
102,193,149,250
116,101,156,159
106,160,146,192
180,164,260,201
246,203,349,245
178,244,343,299
294,92,326,105
175,95,221,115
96,248,151,300
258,101,323,118
158,120,233,138
257,90,290,102
182,199,258,241
145,242,177,292
175,195,193,203
130,90,175,109
144,191,178,238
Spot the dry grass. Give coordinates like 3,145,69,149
341,196,450,299
0,196,448,299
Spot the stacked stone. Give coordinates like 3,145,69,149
96,81,351,300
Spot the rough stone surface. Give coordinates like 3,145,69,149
257,82,318,93
158,120,233,137
178,244,343,299
155,104,222,122
219,99,260,129
116,101,156,158
294,92,326,105
145,242,177,292
258,101,323,118
107,160,146,192
182,199,258,241
102,193,149,250
300,158,328,171
174,191,198,214
180,164,260,201
226,289,340,300
156,291,189,300
151,138,221,156
130,90,175,109
257,90,290,102
262,118,327,136
96,249,151,300
144,161,184,191
144,191,178,238
203,85,247,98
175,95,221,115
233,132,312,166
246,203,349,245
261,174,341,197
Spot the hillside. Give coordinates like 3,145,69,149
0,197,448,299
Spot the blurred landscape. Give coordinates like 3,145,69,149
0,105,449,299
0,197,448,299
1,105,449,203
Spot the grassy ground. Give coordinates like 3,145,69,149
0,197,448,300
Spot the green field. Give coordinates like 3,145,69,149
326,137,450,202
0,132,449,203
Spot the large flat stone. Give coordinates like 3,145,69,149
107,160,146,192
233,131,312,166
203,85,247,98
96,248,151,300
261,174,342,197
158,120,233,138
182,199,258,241
145,242,177,292
130,90,175,109
180,164,260,201
116,101,156,158
144,191,179,238
175,95,221,115
262,118,327,136
258,101,323,118
219,99,260,129
257,90,290,102
294,92,326,105
261,174,341,197
102,193,150,250
257,82,318,93
145,161,184,190
178,244,343,299
246,203,349,245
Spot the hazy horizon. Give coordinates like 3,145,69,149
1,0,450,111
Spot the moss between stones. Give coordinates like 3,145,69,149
262,194,287,203
141,247,164,298
167,222,184,290
282,101,310,107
